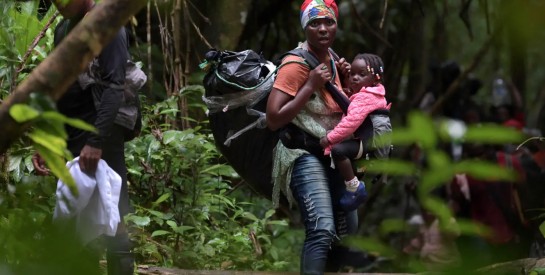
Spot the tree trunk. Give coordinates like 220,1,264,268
0,0,147,154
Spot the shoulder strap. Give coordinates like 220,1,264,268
281,48,350,114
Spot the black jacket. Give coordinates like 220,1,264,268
54,19,128,152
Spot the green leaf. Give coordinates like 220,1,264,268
8,155,22,172
464,124,525,144
419,169,454,195
151,230,170,238
153,193,171,206
35,119,68,139
266,220,289,226
378,219,406,236
241,212,258,222
407,112,437,149
456,219,491,237
421,197,452,224
454,160,517,182
147,209,166,218
166,220,177,229
173,225,194,234
9,104,40,122
35,143,77,196
42,111,96,132
427,150,451,169
29,129,67,156
264,209,276,220
129,215,151,227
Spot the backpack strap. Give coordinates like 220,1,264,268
280,48,350,114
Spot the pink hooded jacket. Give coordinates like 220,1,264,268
324,84,390,155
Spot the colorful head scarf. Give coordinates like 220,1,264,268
300,0,338,29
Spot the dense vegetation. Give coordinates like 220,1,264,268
1,0,544,274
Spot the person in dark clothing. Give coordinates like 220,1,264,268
32,0,134,274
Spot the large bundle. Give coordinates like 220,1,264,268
201,49,278,199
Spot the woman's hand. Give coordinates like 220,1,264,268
307,63,332,91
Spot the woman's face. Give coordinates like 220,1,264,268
304,18,337,51
348,59,375,93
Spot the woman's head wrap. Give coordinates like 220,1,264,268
300,0,338,29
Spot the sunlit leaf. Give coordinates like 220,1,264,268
454,160,517,182
35,143,77,196
35,119,67,139
42,111,96,132
464,124,525,144
9,104,39,122
420,197,452,225
29,129,67,156
427,150,452,169
419,169,454,195
379,219,406,235
407,112,437,149
456,219,492,237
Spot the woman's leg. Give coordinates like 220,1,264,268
325,166,367,271
291,154,337,275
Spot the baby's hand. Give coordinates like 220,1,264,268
335,57,351,78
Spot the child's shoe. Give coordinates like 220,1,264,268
340,182,367,211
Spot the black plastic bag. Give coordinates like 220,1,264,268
203,49,271,95
202,49,281,201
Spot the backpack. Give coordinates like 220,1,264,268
201,48,391,199
55,19,146,141
78,58,147,141
78,56,147,141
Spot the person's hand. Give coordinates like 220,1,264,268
308,63,332,90
320,136,329,148
78,145,102,173
31,152,50,176
335,57,351,77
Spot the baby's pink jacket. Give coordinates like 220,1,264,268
324,84,390,155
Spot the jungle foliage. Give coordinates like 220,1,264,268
1,0,545,274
